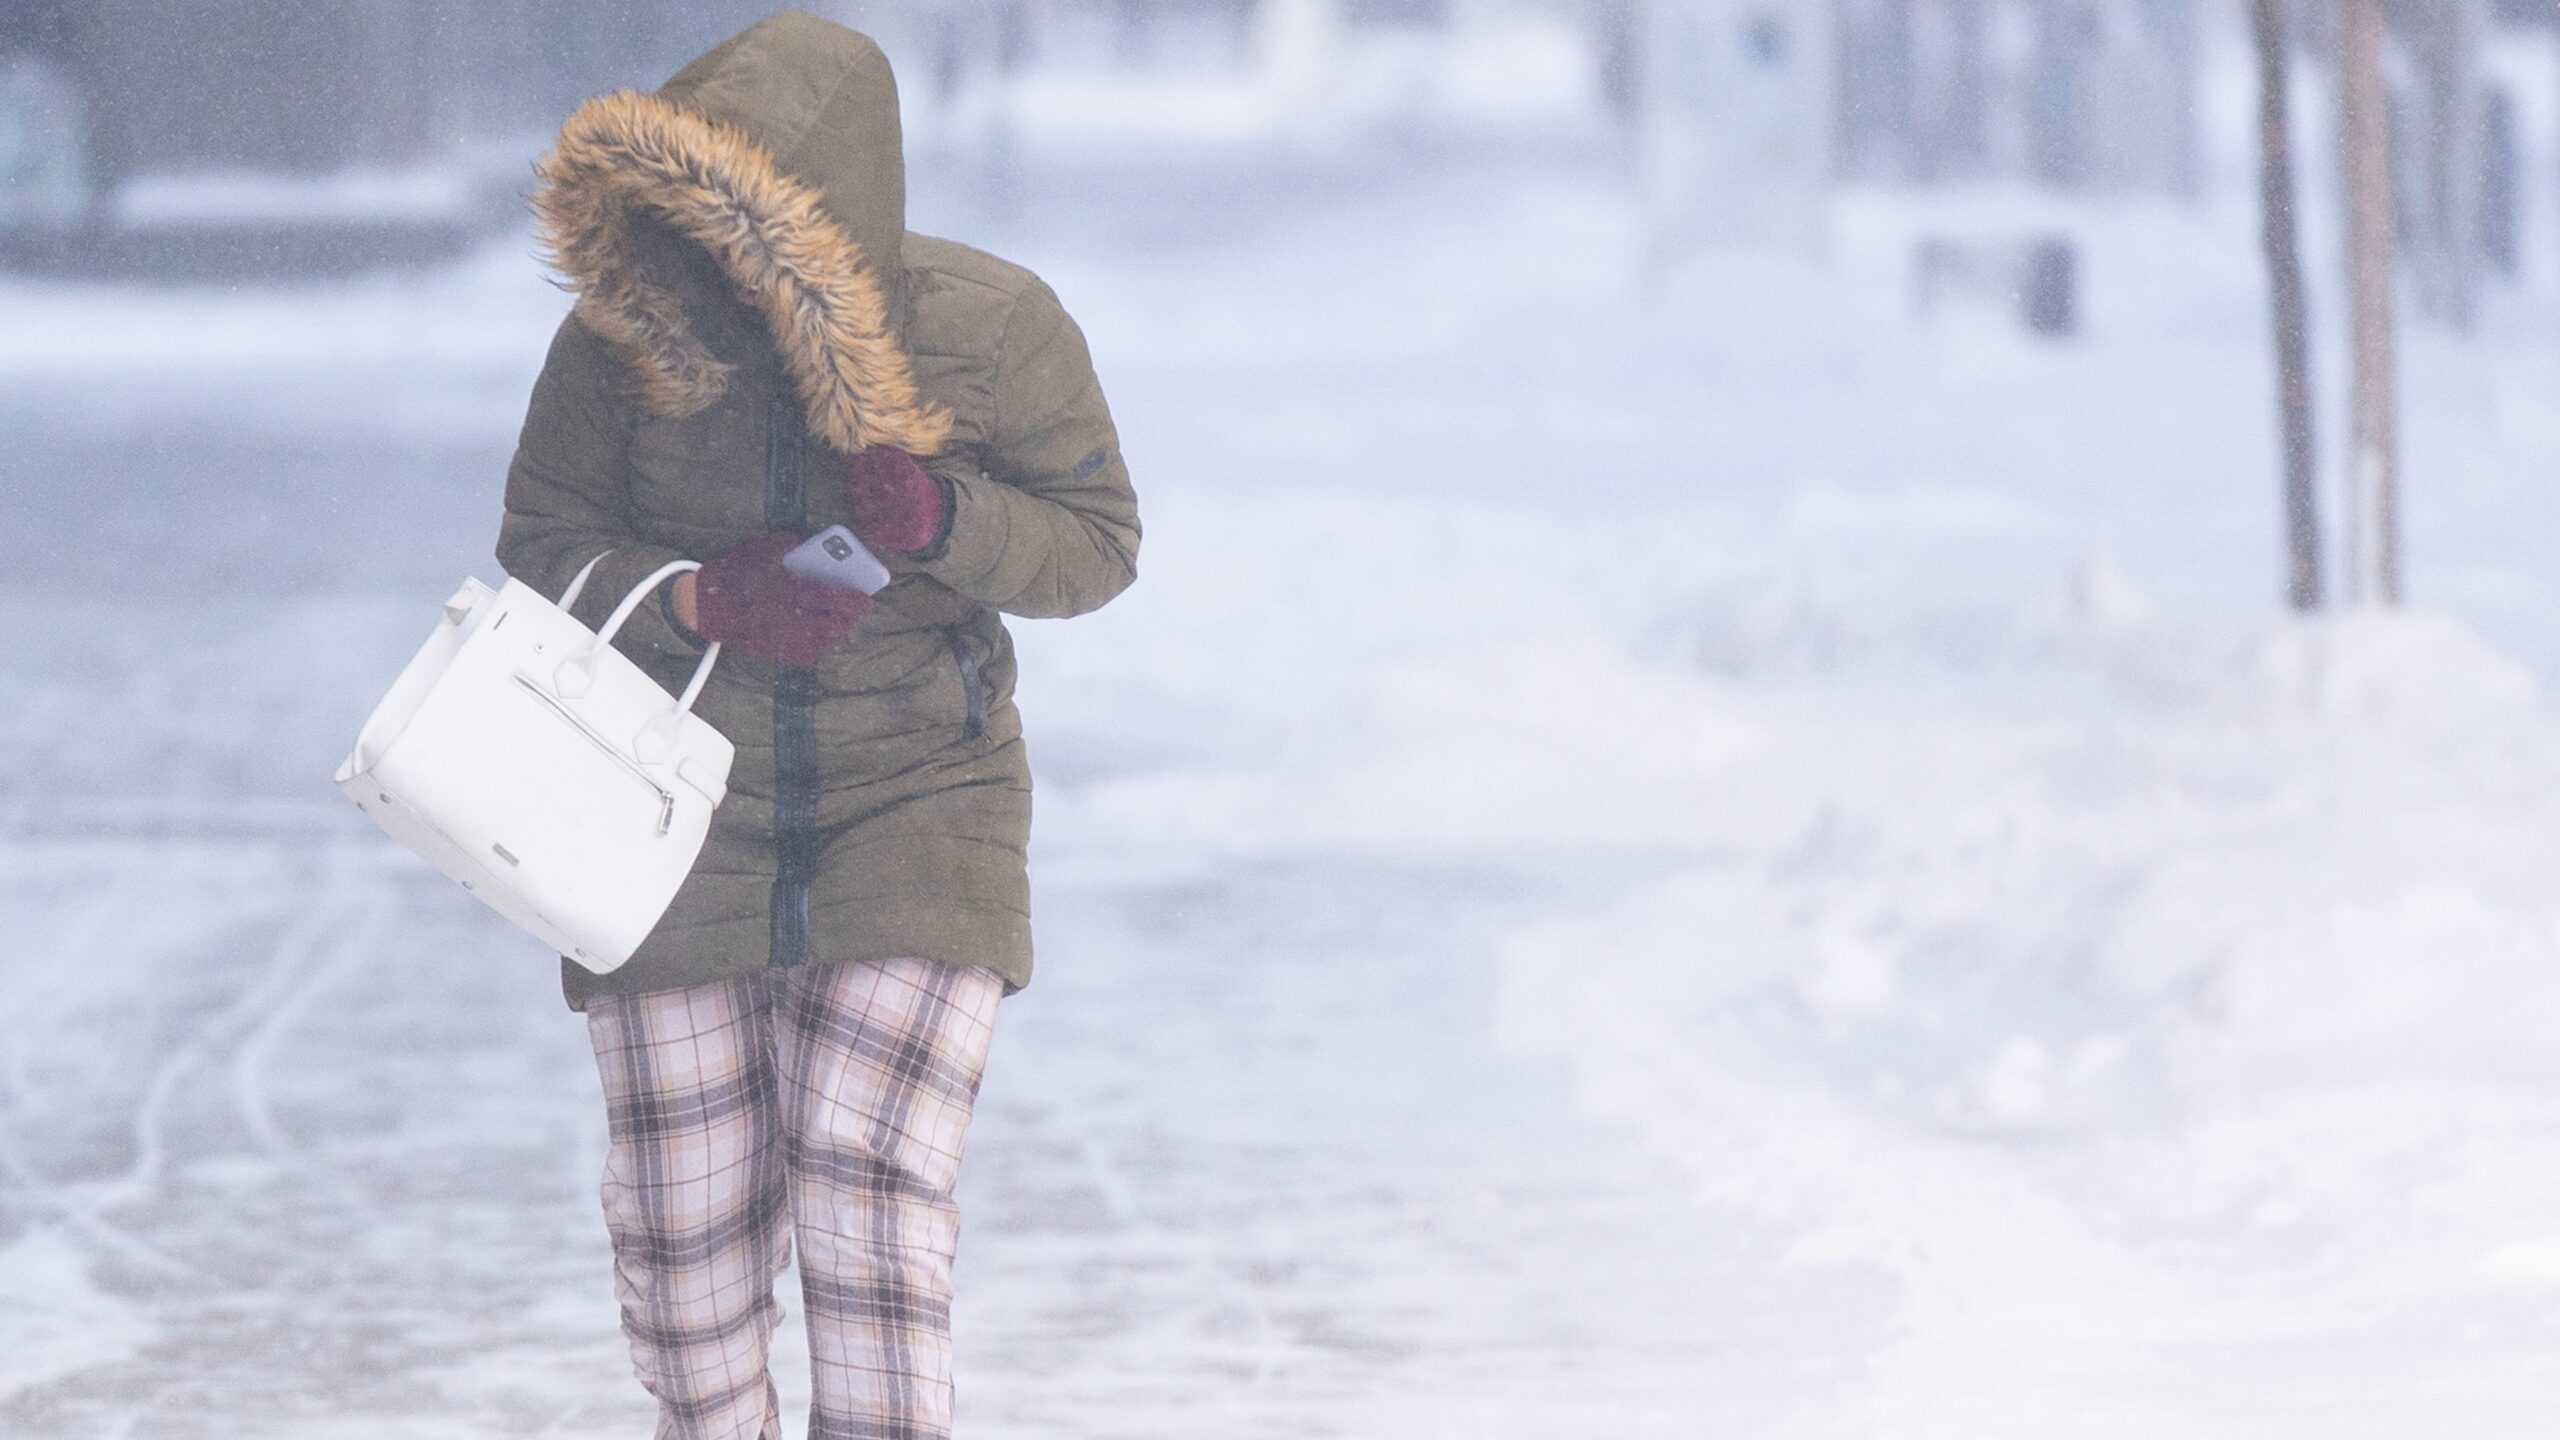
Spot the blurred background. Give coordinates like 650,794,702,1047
6,2,2560,1435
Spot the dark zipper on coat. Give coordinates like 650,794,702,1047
766,399,818,970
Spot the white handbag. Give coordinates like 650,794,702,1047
333,553,734,974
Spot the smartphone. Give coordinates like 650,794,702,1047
784,525,893,595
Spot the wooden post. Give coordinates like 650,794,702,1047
2251,0,2320,611
2158,0,2202,197
2403,0,2487,330
2338,0,2400,605
2028,0,2089,188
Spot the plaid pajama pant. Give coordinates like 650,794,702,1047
584,956,1005,1440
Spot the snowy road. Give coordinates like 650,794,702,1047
0,156,1886,1438
8,131,2560,1435
0,749,1860,1439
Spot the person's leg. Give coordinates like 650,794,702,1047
774,957,1004,1440
586,972,794,1440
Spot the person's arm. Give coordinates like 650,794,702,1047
495,317,706,655
913,278,1139,618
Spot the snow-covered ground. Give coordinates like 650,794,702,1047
8,26,2560,1437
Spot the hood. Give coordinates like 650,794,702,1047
530,12,951,456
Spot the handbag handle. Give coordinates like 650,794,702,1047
556,551,610,614
555,553,722,718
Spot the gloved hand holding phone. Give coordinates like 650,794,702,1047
668,445,941,666
672,532,874,666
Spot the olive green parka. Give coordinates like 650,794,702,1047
495,14,1139,1008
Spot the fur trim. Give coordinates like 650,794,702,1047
532,90,952,456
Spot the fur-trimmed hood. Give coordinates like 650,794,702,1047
530,13,951,456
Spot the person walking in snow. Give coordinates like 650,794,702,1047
494,14,1139,1437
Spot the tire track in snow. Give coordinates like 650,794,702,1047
114,837,381,1197
0,854,204,1282
0,813,393,1288
0,688,210,1281
224,843,396,1164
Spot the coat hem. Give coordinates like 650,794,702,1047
560,911,1033,1012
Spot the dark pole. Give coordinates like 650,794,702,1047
2251,0,2321,610
2029,0,2087,188
2339,0,2401,605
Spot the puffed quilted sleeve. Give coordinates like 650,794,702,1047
917,278,1140,619
494,316,705,658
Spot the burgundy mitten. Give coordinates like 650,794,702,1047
691,532,873,667
841,446,949,554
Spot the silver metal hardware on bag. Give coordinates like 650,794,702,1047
511,672,679,836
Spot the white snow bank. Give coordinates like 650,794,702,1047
948,3,1598,156
1497,592,2560,1434
0,239,565,384
113,164,478,229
